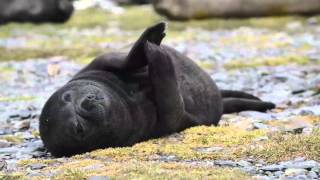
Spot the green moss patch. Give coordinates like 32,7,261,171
2,134,24,144
241,129,320,163
0,46,105,62
21,159,250,180
90,126,267,161
224,55,311,69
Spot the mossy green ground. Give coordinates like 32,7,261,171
3,161,250,179
1,115,317,179
0,5,319,67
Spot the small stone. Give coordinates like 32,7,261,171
237,160,252,167
302,127,313,135
47,63,61,77
27,171,42,177
214,160,237,167
13,120,30,130
158,155,177,162
308,17,318,25
287,21,302,31
294,175,308,180
19,109,32,120
254,136,269,142
259,164,284,171
285,168,307,176
0,147,18,154
0,139,12,148
283,118,312,134
241,166,256,174
88,176,109,180
0,160,7,171
232,119,254,131
297,106,320,116
252,175,272,180
307,171,318,179
240,111,274,121
311,167,319,173
30,163,47,170
287,160,319,169
253,122,269,129
82,163,104,171
293,157,306,162
274,171,283,177
196,146,223,153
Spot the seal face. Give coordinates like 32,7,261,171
40,22,275,157
39,80,131,156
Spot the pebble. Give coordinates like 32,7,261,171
259,164,284,171
29,163,47,170
158,155,177,162
0,139,12,148
283,118,312,134
285,168,308,176
240,111,274,121
307,171,318,179
0,147,19,154
13,120,31,130
0,160,7,171
196,146,224,153
282,160,319,169
19,109,32,120
214,160,237,167
87,176,110,180
253,122,270,130
252,175,273,180
237,160,252,167
274,171,283,177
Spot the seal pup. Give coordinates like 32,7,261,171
40,22,275,157
0,0,74,24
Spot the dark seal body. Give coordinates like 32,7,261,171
40,23,274,157
0,0,74,24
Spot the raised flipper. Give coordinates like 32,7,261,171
144,41,199,135
79,22,166,74
221,90,261,101
223,98,275,114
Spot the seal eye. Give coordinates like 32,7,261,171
62,92,72,102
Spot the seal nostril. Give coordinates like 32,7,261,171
86,94,96,100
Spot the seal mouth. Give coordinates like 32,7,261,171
72,113,88,139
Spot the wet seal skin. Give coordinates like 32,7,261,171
39,22,275,157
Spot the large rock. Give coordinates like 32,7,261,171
112,0,151,5
0,0,74,24
153,0,320,20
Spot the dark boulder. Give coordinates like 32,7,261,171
153,0,320,20
0,0,74,24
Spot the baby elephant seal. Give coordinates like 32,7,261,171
40,22,275,157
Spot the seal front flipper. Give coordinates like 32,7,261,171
144,41,199,136
79,22,166,74
125,22,166,70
